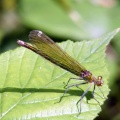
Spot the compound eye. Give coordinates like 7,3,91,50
98,76,102,80
97,76,103,86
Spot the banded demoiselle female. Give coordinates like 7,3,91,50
17,30,104,114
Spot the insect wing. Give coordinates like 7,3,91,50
29,30,86,76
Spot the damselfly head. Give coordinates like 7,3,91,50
96,76,104,86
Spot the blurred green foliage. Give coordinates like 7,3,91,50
0,0,120,120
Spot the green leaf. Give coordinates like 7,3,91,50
0,28,119,119
19,0,120,40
